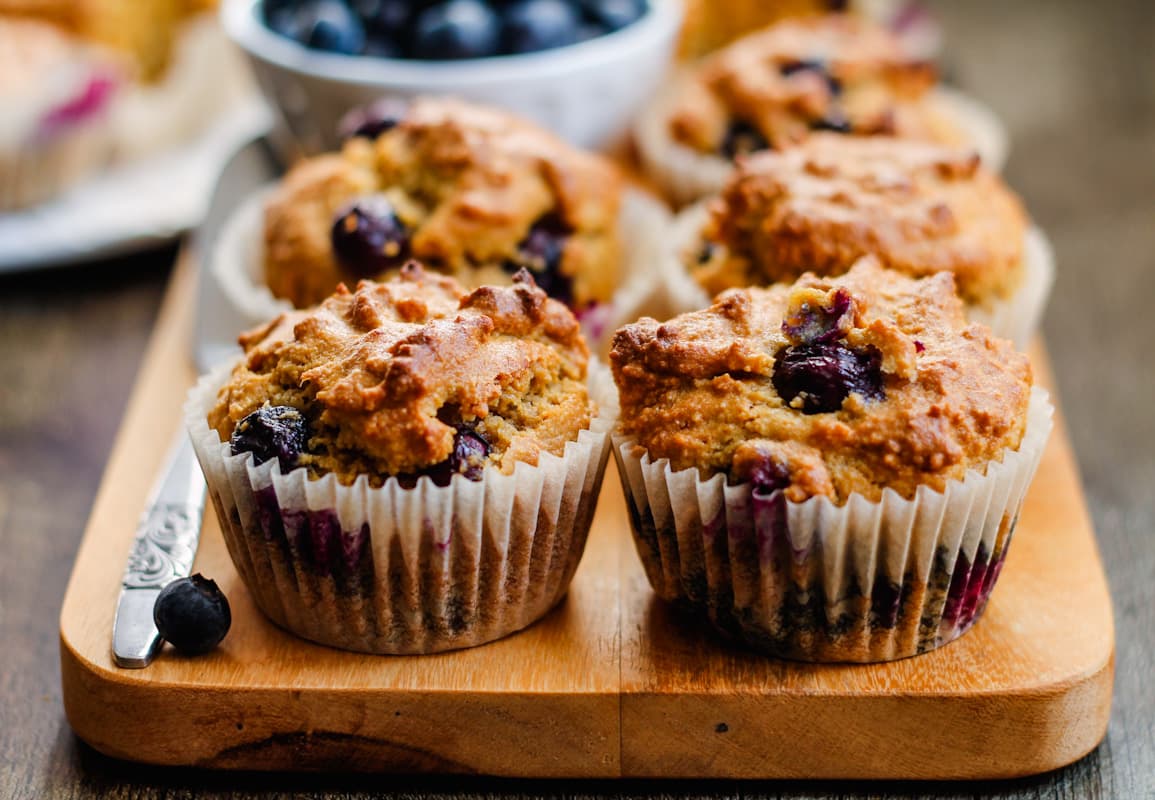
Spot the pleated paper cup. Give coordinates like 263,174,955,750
209,186,669,352
186,362,618,655
968,227,1056,350
662,202,1055,348
0,118,117,212
633,69,1010,208
613,387,1053,662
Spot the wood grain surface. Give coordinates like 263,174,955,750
54,251,1113,779
2,0,1153,797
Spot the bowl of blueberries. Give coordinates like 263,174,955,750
223,0,684,155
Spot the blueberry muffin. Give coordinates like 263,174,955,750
263,97,624,315
636,14,992,205
611,258,1052,661
0,16,120,210
188,263,616,654
666,135,1051,345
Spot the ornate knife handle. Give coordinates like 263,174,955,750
112,434,207,668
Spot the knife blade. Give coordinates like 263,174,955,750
111,433,206,668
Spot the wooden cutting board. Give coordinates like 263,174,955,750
59,255,1114,779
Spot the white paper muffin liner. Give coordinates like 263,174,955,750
210,186,670,353
613,387,1053,662
660,202,1055,348
0,114,117,212
633,69,1010,207
185,360,618,655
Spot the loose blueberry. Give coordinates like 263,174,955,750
330,195,411,277
720,119,770,159
425,425,491,486
412,0,502,60
503,0,580,54
230,405,310,472
298,0,367,55
580,0,646,31
153,574,232,656
337,97,409,141
772,341,884,414
782,287,852,344
505,214,574,307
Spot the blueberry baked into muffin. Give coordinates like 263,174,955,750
187,263,615,654
263,97,623,316
611,258,1052,662
666,134,1053,346
636,13,996,205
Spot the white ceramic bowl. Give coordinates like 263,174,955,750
221,0,684,158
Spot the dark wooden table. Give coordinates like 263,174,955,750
1,0,1151,797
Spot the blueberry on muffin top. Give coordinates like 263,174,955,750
210,262,594,485
669,14,959,158
611,258,1032,504
263,96,623,313
690,134,1028,306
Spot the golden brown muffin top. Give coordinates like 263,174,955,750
210,263,594,484
670,15,954,156
690,135,1028,305
611,258,1032,504
265,96,623,312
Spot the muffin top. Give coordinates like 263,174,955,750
689,135,1028,305
264,96,623,313
210,263,594,486
670,15,959,158
611,258,1032,503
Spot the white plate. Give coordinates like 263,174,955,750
0,101,272,273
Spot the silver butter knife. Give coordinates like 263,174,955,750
110,134,278,668
112,434,207,667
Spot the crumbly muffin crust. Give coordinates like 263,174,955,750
670,15,960,157
264,97,623,312
690,134,1028,305
210,263,594,484
611,258,1032,503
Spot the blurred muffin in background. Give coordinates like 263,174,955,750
637,13,978,205
678,0,927,59
264,97,624,315
0,16,121,210
0,0,252,209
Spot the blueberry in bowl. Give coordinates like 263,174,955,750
222,0,684,151
259,0,649,59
